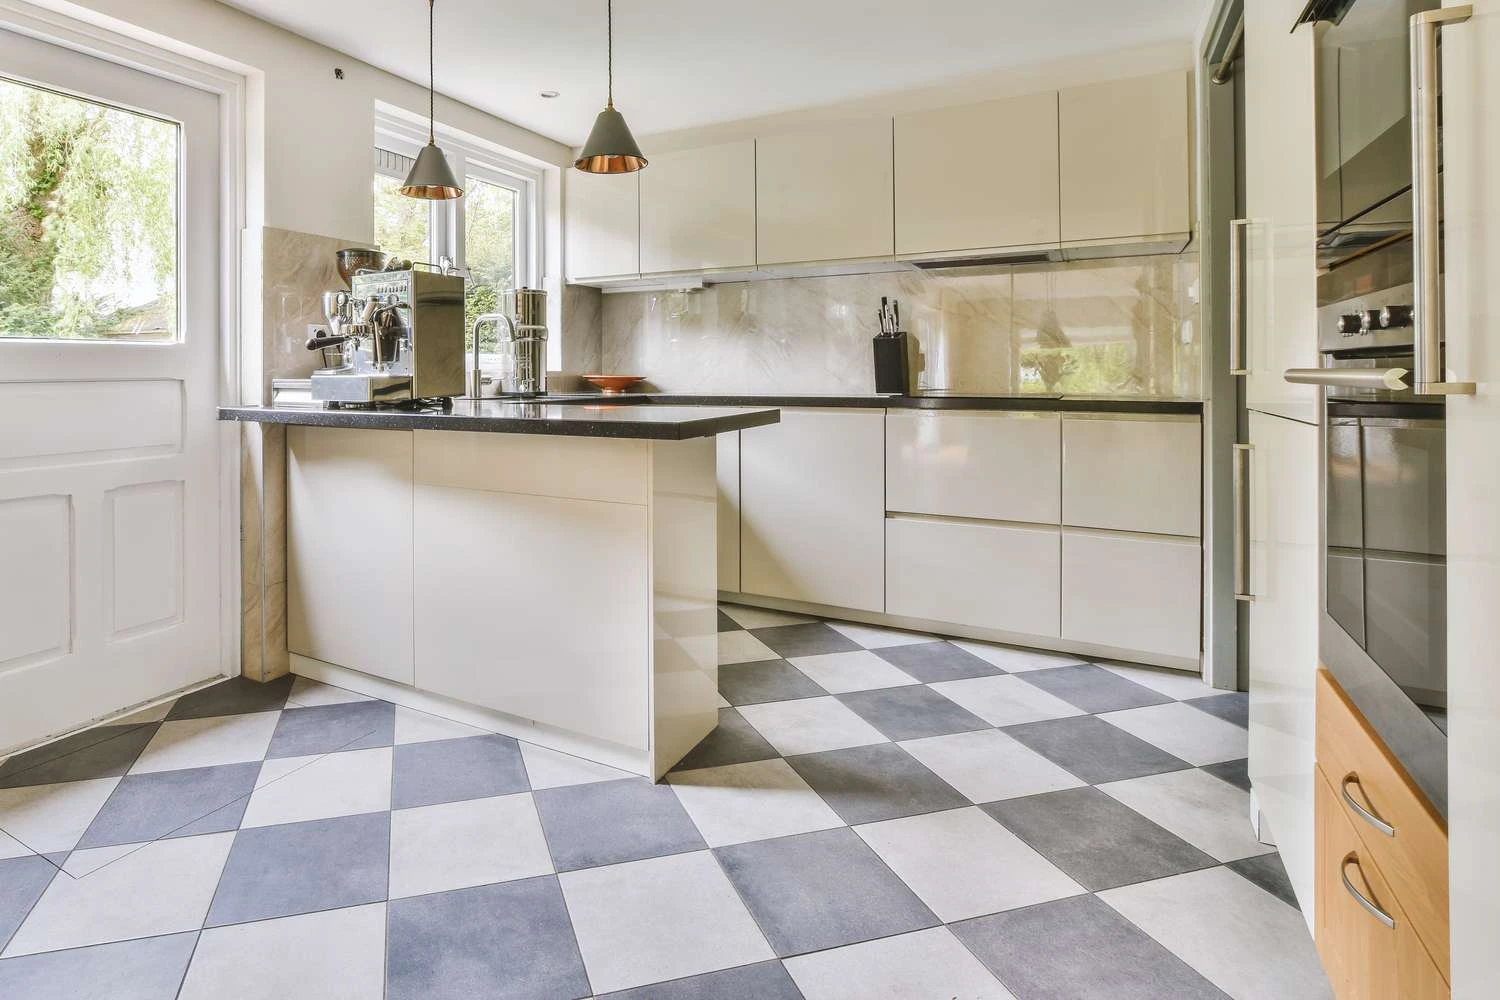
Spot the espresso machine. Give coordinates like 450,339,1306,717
307,250,466,406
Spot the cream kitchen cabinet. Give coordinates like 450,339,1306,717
639,140,756,274
1058,70,1191,247
886,410,1060,523
739,408,885,612
716,429,741,592
1061,528,1201,662
895,92,1061,258
1061,413,1201,537
756,119,895,266
565,169,639,282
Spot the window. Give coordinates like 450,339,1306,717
0,75,179,341
372,132,539,359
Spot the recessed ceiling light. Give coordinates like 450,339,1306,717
539,90,560,99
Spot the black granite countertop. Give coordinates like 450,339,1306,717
218,400,781,440
565,392,1204,415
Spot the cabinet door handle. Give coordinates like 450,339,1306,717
1229,219,1250,376
1341,854,1397,929
1341,774,1396,837
1233,443,1253,602
1410,6,1476,394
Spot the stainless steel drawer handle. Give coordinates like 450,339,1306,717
1283,368,1409,391
1341,775,1397,837
1229,219,1249,376
1233,443,1253,602
1341,854,1397,930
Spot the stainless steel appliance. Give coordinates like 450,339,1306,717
467,288,549,398
307,267,466,406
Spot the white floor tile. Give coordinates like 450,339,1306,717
240,747,391,828
178,902,386,1000
721,605,815,630
1100,702,1248,765
389,793,552,899
785,926,1015,1000
667,758,843,847
0,828,31,860
3,832,234,957
855,807,1083,922
929,675,1085,728
0,777,120,854
130,712,280,774
520,743,636,790
738,697,887,757
899,729,1084,804
392,706,486,745
718,630,779,665
949,641,1086,672
789,650,920,694
1100,867,1332,1000
287,677,371,709
1097,769,1273,863
825,621,933,649
1099,662,1214,700
559,850,773,994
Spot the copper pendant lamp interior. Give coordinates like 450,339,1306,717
575,0,647,173
401,0,463,200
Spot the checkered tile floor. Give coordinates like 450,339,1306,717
0,604,1332,1000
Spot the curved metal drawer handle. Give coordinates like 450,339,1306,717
1341,854,1396,929
1341,775,1396,837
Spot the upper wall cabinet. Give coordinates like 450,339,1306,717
895,92,1061,258
639,140,756,274
565,170,639,282
1058,70,1191,246
756,119,895,266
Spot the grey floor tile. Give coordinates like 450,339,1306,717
0,856,56,953
0,931,198,1000
952,894,1227,1000
388,876,588,1000
206,812,389,926
787,743,967,824
1002,716,1189,784
716,827,937,957
392,734,530,809
717,610,741,633
719,659,827,706
75,762,259,850
0,724,159,789
1228,853,1300,910
597,960,802,999
265,700,395,759
872,641,1005,683
167,675,295,721
670,708,780,773
1201,758,1251,792
1018,664,1175,714
534,778,705,871
751,623,861,658
1184,692,1250,729
837,686,990,741
982,787,1217,891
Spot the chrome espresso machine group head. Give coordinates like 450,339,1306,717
307,264,466,406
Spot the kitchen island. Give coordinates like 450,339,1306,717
222,401,780,778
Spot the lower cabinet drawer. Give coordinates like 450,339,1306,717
886,516,1060,638
1060,529,1200,660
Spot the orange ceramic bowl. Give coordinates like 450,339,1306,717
583,374,646,394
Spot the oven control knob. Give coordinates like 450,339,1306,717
1361,310,1386,331
1337,313,1364,336
1379,304,1414,329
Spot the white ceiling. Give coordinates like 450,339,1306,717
218,0,1205,146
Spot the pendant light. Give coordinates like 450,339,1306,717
575,0,647,173
401,0,463,199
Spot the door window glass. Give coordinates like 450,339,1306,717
462,175,516,348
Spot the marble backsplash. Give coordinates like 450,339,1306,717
598,255,1201,398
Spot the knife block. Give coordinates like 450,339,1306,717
873,332,910,394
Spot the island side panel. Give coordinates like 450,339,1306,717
648,436,721,778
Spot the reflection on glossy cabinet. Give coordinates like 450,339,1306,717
1061,528,1200,662
895,92,1060,256
740,408,884,612
639,140,755,274
886,411,1060,523
716,430,741,593
756,119,894,266
1061,414,1200,536
565,169,639,281
1058,70,1191,245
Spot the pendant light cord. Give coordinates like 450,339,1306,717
607,0,614,108
427,0,436,143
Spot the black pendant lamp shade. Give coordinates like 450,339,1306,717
401,0,463,200
575,0,647,173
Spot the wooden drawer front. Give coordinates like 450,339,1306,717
885,411,1060,523
1315,769,1449,999
1316,670,1448,980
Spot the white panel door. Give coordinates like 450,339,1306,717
565,169,640,281
1061,528,1201,661
885,411,1061,523
639,140,756,274
0,30,223,753
1061,414,1202,537
756,120,895,266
